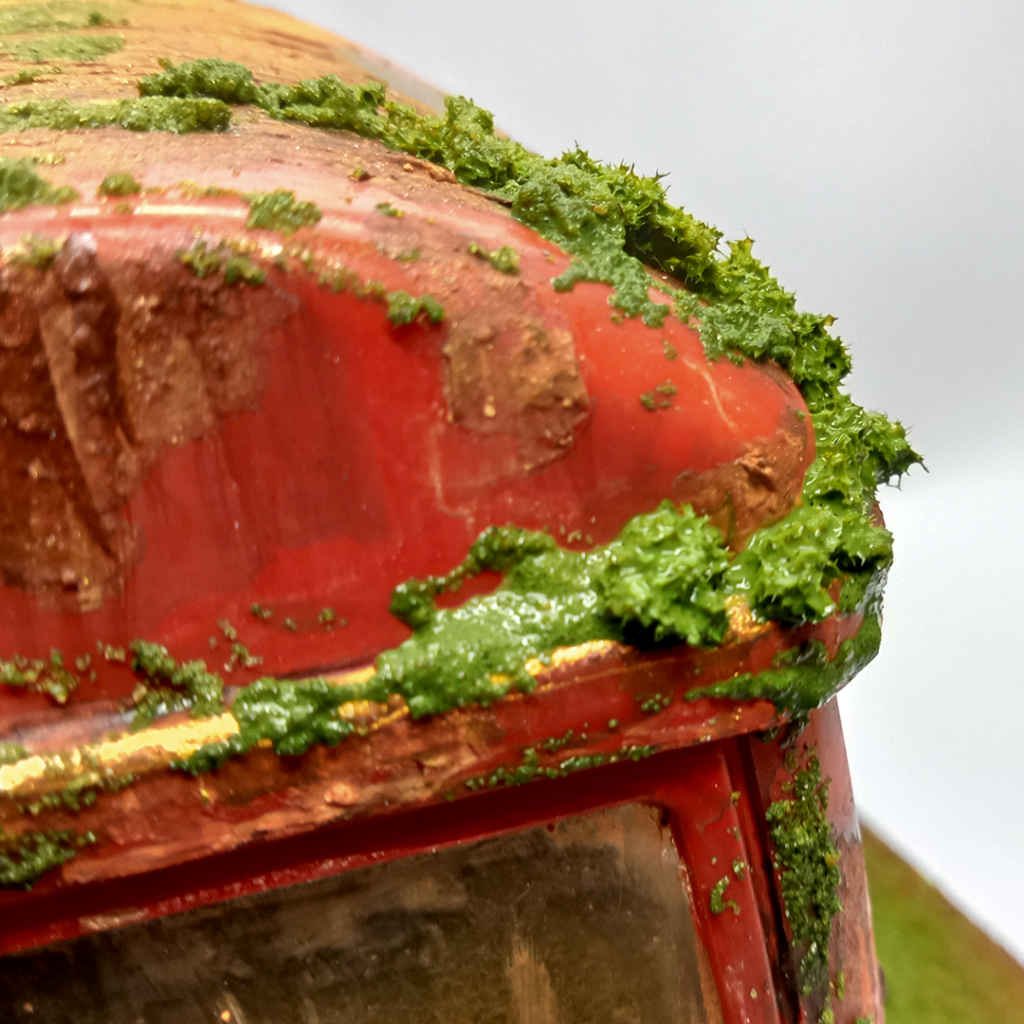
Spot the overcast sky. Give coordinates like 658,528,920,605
259,0,1024,958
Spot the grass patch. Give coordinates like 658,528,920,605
864,827,1024,1023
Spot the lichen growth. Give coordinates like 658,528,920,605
96,171,139,196
244,188,322,234
766,755,842,994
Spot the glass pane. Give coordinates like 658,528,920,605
1,804,709,1024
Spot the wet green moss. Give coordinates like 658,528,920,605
8,32,122,63
128,639,225,730
686,613,882,714
96,170,139,196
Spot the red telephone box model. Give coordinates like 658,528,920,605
0,3,915,1021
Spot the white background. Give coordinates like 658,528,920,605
257,0,1024,960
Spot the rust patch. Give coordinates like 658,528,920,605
0,232,293,610
443,296,589,472
672,404,810,548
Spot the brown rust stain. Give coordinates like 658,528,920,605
673,405,809,548
0,231,293,610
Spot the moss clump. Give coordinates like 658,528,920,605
0,648,78,703
386,290,444,326
244,188,321,234
468,241,520,274
96,171,140,196
128,639,225,730
687,613,882,714
0,96,230,134
2,67,53,86
6,231,64,268
0,742,27,766
0,828,95,888
766,756,842,995
138,56,258,104
710,875,740,915
177,240,267,286
0,156,77,211
9,33,122,63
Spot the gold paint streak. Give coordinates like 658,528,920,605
0,643,617,801
725,595,772,640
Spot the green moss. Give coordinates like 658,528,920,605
710,875,740,915
2,67,51,86
176,180,239,199
0,3,114,35
378,502,736,718
177,240,266,286
0,828,94,888
8,33,122,62
244,188,322,234
765,755,842,995
686,613,882,715
468,241,520,274
375,200,402,217
0,648,78,703
463,741,657,791
137,56,259,104
96,171,139,196
0,742,27,765
175,673,384,774
128,639,225,730
385,290,444,326
0,156,77,211
0,96,230,134
6,231,63,268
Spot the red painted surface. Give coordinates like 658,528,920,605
0,186,810,714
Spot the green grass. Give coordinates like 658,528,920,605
864,827,1024,1023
